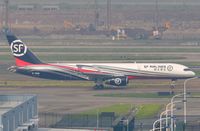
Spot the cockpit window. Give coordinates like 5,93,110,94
184,68,191,71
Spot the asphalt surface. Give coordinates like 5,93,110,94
0,79,199,115
0,40,200,117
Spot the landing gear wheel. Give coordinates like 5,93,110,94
94,84,104,90
94,79,104,90
170,80,176,95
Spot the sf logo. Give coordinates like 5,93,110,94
10,40,27,57
114,78,122,85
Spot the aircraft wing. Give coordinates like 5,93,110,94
77,64,126,80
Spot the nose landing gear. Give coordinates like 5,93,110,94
170,80,176,94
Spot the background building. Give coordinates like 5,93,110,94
0,94,38,131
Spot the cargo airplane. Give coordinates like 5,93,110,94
5,32,195,89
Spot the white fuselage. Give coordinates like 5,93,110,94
52,63,195,79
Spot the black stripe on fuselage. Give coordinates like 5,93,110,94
16,68,86,80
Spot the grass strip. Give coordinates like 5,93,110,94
81,103,133,116
136,104,162,119
0,54,186,61
94,93,173,98
0,80,93,87
81,103,162,119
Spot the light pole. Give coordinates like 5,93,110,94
160,102,181,131
96,109,99,130
151,117,170,131
183,77,198,125
150,127,165,131
160,110,171,131
126,119,129,131
165,102,173,128
170,93,184,131
170,100,183,131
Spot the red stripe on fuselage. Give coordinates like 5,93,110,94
21,62,106,74
14,61,140,79
128,76,138,80
15,58,32,67
49,64,107,74
14,61,136,77
47,64,99,73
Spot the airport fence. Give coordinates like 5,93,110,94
39,113,200,131
134,115,200,131
39,112,115,128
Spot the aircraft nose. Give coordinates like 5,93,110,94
190,71,196,77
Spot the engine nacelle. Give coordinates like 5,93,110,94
105,77,129,86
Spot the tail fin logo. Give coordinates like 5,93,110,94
10,40,27,57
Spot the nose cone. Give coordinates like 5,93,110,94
189,71,196,77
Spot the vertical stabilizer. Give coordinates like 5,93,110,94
6,31,42,66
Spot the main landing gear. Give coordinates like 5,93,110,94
94,84,104,89
93,79,104,89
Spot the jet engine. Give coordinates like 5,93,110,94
105,77,129,86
